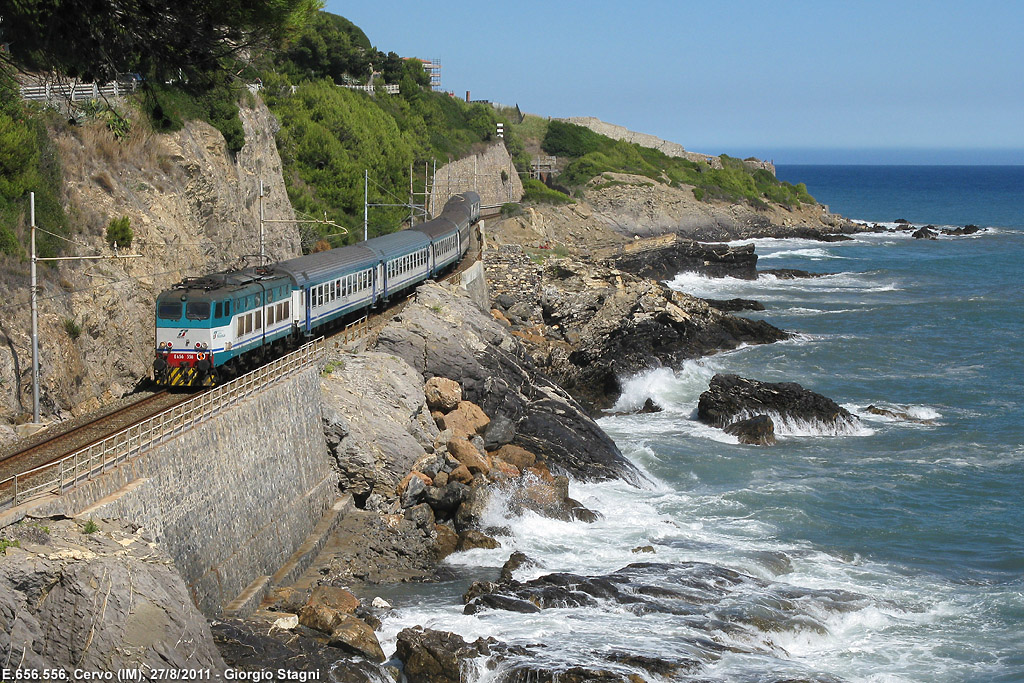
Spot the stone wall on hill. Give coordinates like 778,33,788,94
430,143,523,214
562,116,776,175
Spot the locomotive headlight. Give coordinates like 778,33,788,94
202,343,209,350
195,342,202,349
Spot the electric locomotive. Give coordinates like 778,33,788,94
153,191,480,388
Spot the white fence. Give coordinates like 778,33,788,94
0,338,325,511
20,78,138,105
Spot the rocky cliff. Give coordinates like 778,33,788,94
0,98,301,440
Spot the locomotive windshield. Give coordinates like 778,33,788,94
158,302,183,320
186,302,211,320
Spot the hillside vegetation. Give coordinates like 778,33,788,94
542,120,815,210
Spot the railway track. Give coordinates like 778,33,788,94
0,391,195,499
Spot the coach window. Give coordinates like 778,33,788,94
225,301,231,317
215,302,223,318
236,317,244,337
255,310,262,330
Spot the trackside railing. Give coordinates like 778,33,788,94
0,339,325,511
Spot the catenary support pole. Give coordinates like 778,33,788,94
30,193,39,423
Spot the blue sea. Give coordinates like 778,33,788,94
377,166,1024,682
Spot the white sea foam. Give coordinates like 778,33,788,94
759,247,849,260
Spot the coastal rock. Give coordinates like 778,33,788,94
298,586,360,633
605,234,759,280
395,627,496,683
213,617,387,682
698,374,859,435
639,397,663,413
942,225,981,236
374,283,643,484
0,517,225,672
485,247,788,412
759,268,825,279
321,352,441,505
913,226,938,239
424,377,462,412
702,297,766,312
723,414,777,446
500,551,538,581
327,615,387,663
321,508,438,584
456,529,501,552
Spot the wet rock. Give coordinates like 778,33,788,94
489,444,537,470
698,374,858,434
500,551,538,581
498,665,631,683
724,414,777,446
213,618,386,682
639,397,663,413
632,545,656,554
433,524,459,560
913,226,938,239
298,586,360,635
703,297,766,312
456,529,501,552
327,615,386,663
464,593,542,614
606,237,759,280
424,376,462,412
395,627,496,683
759,268,826,279
453,485,493,532
864,404,936,425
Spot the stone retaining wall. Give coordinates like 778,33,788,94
28,368,336,616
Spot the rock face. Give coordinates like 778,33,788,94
321,352,441,507
0,517,225,672
698,374,859,435
486,247,788,411
605,234,759,280
374,283,642,484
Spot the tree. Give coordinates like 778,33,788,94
1,0,322,85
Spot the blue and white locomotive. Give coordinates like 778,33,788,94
153,191,480,387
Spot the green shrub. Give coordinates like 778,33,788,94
83,519,99,534
105,216,133,248
692,187,705,201
500,202,522,217
521,179,573,205
0,538,20,554
63,318,81,340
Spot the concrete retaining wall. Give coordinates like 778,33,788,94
31,368,336,616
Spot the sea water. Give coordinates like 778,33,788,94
376,166,1024,682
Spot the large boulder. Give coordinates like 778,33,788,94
395,627,496,683
698,374,859,435
0,517,225,672
723,414,777,446
321,352,441,506
424,377,462,412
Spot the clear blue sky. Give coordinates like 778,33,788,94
325,0,1024,164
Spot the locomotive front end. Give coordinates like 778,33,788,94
153,292,218,388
